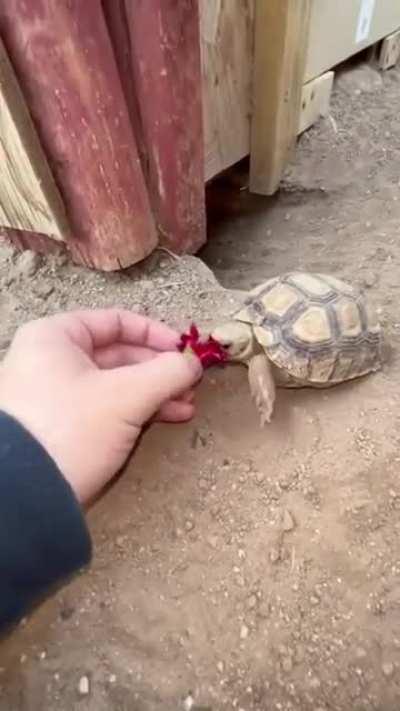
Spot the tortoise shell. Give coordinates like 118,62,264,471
234,272,383,386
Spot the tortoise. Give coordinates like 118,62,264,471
211,271,383,425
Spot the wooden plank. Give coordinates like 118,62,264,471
0,36,68,240
379,28,400,70
0,1,157,271
121,0,206,254
298,71,334,135
249,0,311,196
199,0,255,181
305,0,400,82
101,0,148,173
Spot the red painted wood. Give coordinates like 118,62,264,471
120,0,206,253
101,0,148,176
2,228,66,257
0,1,157,270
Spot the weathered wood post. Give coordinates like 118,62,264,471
0,0,158,270
104,0,207,254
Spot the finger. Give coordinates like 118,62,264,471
20,310,181,355
95,349,199,404
94,344,157,369
104,351,202,424
70,310,181,351
156,400,195,423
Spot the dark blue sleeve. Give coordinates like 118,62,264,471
0,411,92,632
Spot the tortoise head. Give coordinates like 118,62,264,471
211,320,255,363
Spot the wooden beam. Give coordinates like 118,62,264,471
249,0,311,196
0,1,157,270
0,36,69,240
298,70,334,135
121,0,206,254
379,28,400,70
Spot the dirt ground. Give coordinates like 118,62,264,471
1,59,400,710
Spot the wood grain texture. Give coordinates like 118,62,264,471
0,36,68,240
200,0,255,181
305,0,400,82
379,28,400,70
101,0,148,173
298,70,334,135
249,0,311,196
0,0,157,270
122,0,206,254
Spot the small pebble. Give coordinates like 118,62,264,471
217,661,224,674
269,546,281,564
185,520,195,532
258,602,270,618
247,594,257,610
60,604,75,621
278,476,290,490
15,250,41,278
382,661,394,677
20,654,27,664
255,471,265,484
355,647,367,659
207,535,219,549
109,674,117,684
361,270,376,288
282,509,296,532
34,281,54,299
281,656,293,672
183,694,194,711
78,675,90,696
310,595,320,606
240,624,249,640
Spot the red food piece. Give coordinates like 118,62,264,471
178,324,228,369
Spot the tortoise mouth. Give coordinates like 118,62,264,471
218,341,232,349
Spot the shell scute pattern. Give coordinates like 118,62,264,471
234,272,383,385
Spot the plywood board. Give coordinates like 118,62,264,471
0,36,68,240
305,0,400,82
200,0,254,181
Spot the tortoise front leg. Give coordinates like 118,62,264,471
248,354,276,425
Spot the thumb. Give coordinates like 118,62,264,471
104,351,202,424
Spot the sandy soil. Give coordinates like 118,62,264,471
1,60,400,710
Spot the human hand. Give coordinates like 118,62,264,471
0,310,202,505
